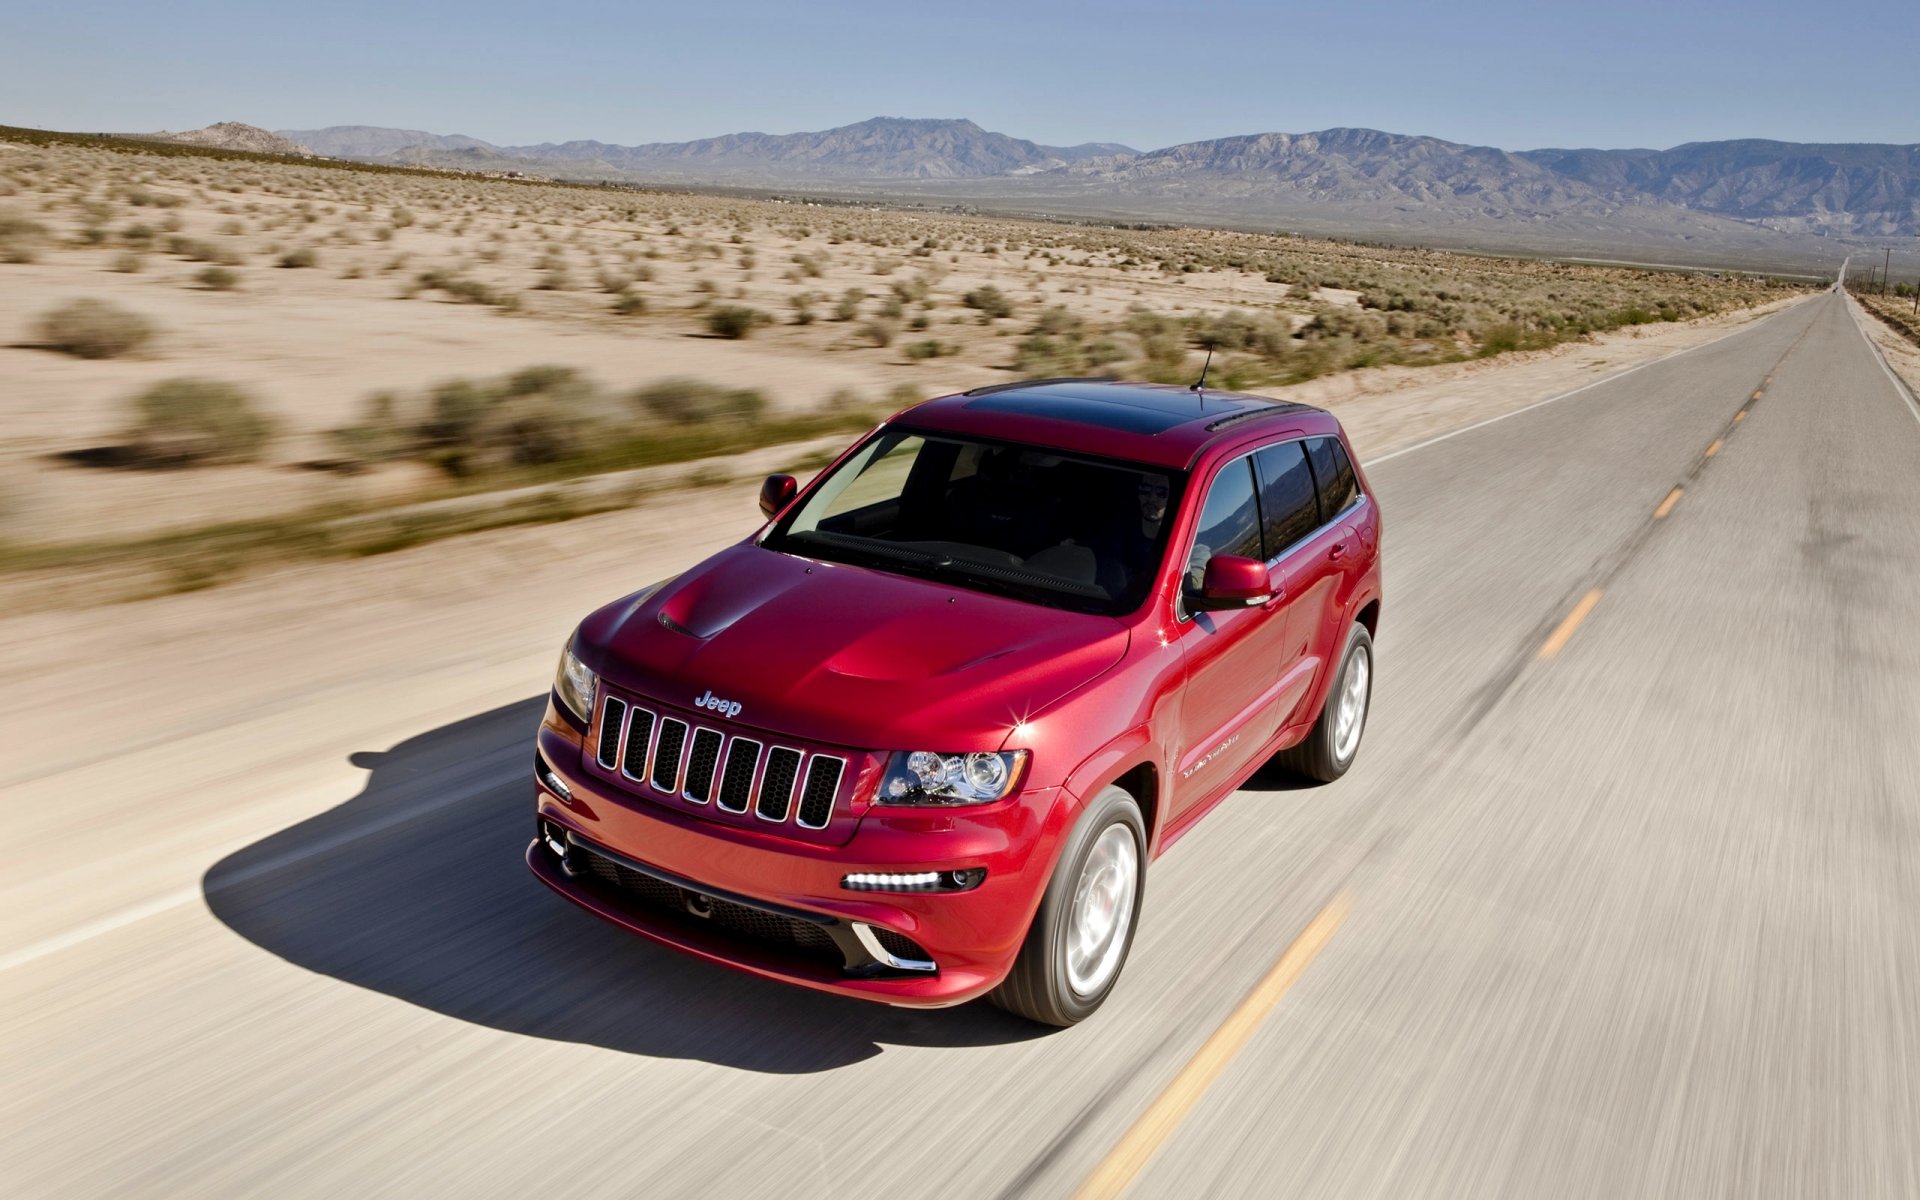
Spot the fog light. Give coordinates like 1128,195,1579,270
841,869,986,893
534,750,572,802
541,820,570,859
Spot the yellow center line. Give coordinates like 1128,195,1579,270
1734,410,1747,422
1653,487,1684,519
1751,390,1764,400
1704,439,1723,458
1074,894,1352,1200
1538,589,1603,660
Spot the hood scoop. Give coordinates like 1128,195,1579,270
658,559,811,639
656,611,700,637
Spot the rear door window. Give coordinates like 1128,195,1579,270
1253,440,1321,558
1184,456,1262,593
1305,437,1361,517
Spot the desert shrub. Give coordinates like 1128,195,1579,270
706,305,770,339
1013,332,1086,376
611,289,648,315
278,246,318,269
409,366,601,474
1197,310,1292,360
112,251,145,273
857,319,898,347
122,379,277,465
0,211,49,262
963,285,1014,319
196,266,240,290
833,288,865,321
35,298,156,359
903,340,955,360
329,393,413,464
789,291,817,325
631,377,768,425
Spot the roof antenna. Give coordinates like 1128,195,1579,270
1190,343,1214,394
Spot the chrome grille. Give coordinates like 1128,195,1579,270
682,728,723,804
591,692,850,832
796,756,843,829
651,718,688,792
716,738,761,813
621,708,655,780
596,698,626,771
756,747,803,821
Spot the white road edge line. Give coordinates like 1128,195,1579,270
1364,298,1807,467
0,299,1815,976
0,743,526,974
1841,293,1920,427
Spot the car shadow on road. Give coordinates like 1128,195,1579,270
202,696,1046,1073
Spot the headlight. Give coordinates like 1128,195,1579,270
553,646,598,724
877,750,1028,805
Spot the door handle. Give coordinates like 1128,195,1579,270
1262,587,1286,611
1329,541,1348,561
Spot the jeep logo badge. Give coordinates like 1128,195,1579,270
695,689,743,720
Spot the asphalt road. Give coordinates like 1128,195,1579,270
5,287,1918,1198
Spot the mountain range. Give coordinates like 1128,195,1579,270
253,116,1920,267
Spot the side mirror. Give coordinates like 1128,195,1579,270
1191,554,1272,610
758,473,797,519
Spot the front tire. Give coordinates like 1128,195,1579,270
990,785,1145,1026
1277,622,1373,783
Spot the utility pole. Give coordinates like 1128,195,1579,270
1884,247,1893,295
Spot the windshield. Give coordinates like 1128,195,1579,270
763,428,1185,616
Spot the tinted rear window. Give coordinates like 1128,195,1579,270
1253,440,1321,556
1306,436,1360,516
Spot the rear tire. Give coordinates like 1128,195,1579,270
1277,622,1373,783
990,785,1145,1027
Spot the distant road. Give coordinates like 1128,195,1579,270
3,288,1917,1198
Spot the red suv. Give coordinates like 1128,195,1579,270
529,379,1382,1024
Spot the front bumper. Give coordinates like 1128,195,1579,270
529,714,1072,1006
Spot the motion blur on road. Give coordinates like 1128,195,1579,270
4,279,1917,1197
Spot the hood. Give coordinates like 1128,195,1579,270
576,543,1129,749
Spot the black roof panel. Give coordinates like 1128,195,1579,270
962,381,1283,435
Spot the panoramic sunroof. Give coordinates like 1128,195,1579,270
964,383,1270,434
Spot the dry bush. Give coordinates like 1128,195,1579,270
35,298,156,358
631,378,768,426
963,285,1015,319
706,305,770,339
122,379,277,465
0,211,50,262
196,265,240,290
833,288,865,321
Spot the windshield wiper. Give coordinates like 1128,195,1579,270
922,558,1110,606
784,530,954,573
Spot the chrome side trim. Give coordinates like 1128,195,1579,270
853,924,936,973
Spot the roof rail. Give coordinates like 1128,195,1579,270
961,376,1117,398
1203,402,1311,432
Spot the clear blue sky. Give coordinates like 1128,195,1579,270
3,0,1914,151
